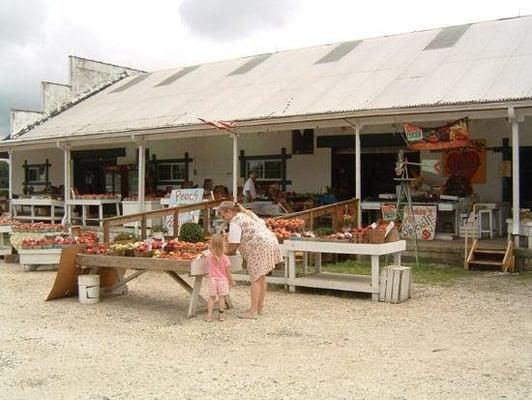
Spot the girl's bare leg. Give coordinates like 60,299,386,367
218,295,225,321
206,296,215,321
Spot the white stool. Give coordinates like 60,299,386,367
478,208,494,239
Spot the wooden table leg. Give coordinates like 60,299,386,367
315,253,322,273
303,252,309,275
393,251,401,267
166,271,207,317
82,205,87,226
288,250,296,293
188,275,204,318
371,255,379,301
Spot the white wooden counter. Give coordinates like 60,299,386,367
66,198,121,226
0,225,12,256
11,198,65,223
282,239,406,300
19,248,62,271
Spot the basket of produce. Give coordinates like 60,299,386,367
134,242,153,257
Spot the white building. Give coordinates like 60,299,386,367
2,16,532,234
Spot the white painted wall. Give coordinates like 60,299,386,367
10,110,43,136
11,116,531,202
11,148,64,195
41,82,72,113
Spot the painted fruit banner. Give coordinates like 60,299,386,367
442,139,486,184
402,205,437,241
403,118,469,150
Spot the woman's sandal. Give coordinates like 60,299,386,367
205,313,214,322
218,309,225,321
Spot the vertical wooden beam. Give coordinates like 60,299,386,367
63,147,71,224
140,215,147,240
232,135,238,201
8,149,13,215
103,221,110,243
173,210,179,237
354,123,362,228
137,140,146,213
509,107,521,243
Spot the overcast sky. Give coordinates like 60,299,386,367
1,0,531,136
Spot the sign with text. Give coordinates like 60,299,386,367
164,189,204,232
402,205,437,241
381,204,398,221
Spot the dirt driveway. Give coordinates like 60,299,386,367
1,263,530,399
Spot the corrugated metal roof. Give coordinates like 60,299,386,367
11,15,532,141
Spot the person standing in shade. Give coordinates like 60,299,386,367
243,172,258,202
217,201,282,319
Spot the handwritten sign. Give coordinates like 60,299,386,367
381,204,398,221
164,189,204,233
402,205,437,241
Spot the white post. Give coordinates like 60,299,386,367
232,134,238,202
8,149,13,215
63,147,71,224
355,123,362,227
137,141,146,212
509,108,520,243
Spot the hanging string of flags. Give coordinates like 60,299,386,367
403,118,470,150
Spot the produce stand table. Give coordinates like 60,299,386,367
122,200,162,228
0,225,12,256
506,219,532,248
282,239,406,300
76,255,241,318
11,198,65,223
67,198,121,227
19,248,62,271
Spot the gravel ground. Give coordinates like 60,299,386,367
1,262,531,400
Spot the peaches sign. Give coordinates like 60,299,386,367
442,139,486,184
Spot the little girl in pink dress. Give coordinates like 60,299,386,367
205,234,235,322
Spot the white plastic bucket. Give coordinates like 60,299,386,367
78,274,100,304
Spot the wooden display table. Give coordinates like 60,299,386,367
67,198,121,227
19,248,62,271
282,239,406,300
11,198,65,223
76,255,242,318
0,225,12,256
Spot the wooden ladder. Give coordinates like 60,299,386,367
466,239,515,272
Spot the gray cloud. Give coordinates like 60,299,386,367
179,0,300,41
0,1,107,137
0,0,46,46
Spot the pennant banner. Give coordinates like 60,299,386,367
403,118,470,150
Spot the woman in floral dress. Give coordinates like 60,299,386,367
217,201,282,319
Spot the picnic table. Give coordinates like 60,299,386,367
76,254,241,317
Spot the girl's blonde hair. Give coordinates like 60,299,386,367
210,233,225,263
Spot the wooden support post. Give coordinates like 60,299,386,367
509,107,521,245
103,221,110,243
140,215,147,240
8,149,13,215
309,211,314,230
173,210,179,237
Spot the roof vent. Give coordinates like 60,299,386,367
315,40,362,64
110,74,149,93
228,53,271,76
155,65,199,87
424,24,471,50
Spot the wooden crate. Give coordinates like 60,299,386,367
379,266,411,303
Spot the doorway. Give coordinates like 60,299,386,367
331,151,355,200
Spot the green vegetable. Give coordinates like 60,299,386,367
178,222,204,243
314,227,334,237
